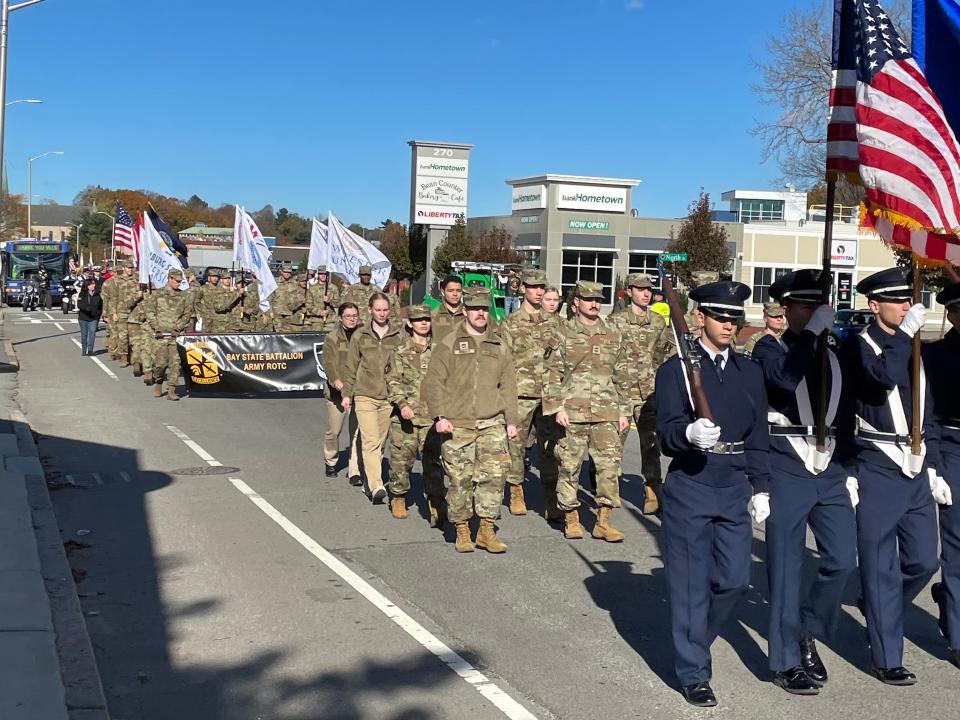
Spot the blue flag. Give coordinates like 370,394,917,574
146,207,189,267
913,0,960,134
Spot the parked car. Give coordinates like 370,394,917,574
829,308,873,346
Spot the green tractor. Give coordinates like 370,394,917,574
422,261,522,323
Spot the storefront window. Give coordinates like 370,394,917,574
562,250,614,303
628,252,662,289
518,249,541,267
752,266,792,303
739,199,784,223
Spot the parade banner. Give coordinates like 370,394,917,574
177,333,326,395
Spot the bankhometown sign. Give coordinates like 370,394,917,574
556,184,627,213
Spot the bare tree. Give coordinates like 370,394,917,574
752,0,910,200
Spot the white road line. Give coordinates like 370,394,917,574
54,322,65,331
71,338,81,348
229,477,538,720
91,356,119,381
165,425,223,467
42,311,55,321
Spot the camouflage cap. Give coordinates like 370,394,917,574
314,265,328,273
463,287,492,309
358,265,373,275
406,304,432,321
574,280,605,300
763,300,785,317
690,270,719,287
168,269,184,282
521,268,547,286
626,272,654,289
119,259,134,269
206,267,222,277
296,272,308,282
280,262,293,272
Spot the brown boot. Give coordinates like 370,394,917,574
508,485,527,515
592,506,625,543
544,486,563,522
454,522,475,553
144,375,154,386
119,353,129,368
153,382,163,398
564,510,584,539
390,496,407,519
132,363,143,377
167,384,179,401
427,495,446,528
475,518,507,553
643,482,661,515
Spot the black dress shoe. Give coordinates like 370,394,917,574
932,582,949,640
325,464,337,478
872,665,917,685
773,666,821,695
681,682,717,708
799,635,828,684
349,475,363,487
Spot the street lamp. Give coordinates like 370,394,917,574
4,97,39,107
65,221,81,262
27,149,62,237
0,1,49,192
95,210,115,261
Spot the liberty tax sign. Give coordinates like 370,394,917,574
830,239,858,267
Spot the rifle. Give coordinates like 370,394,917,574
814,179,836,453
659,263,713,421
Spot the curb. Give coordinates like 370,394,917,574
3,313,110,720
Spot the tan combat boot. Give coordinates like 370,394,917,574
153,382,163,398
119,353,129,368
544,487,564,522
509,485,527,515
643,481,661,515
454,522,475,553
592,506,625,543
427,495,446,528
132,363,143,378
167,384,179,401
475,518,507,553
564,510,584,540
390,496,407,519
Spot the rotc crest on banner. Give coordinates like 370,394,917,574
184,341,222,385
313,342,327,382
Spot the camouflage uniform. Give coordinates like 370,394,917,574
608,273,676,510
304,282,330,332
274,276,310,332
421,289,519,544
199,271,239,334
431,304,465,340
339,269,382,322
499,269,562,516
543,281,631,540
114,271,140,364
386,310,444,502
742,301,786,357
100,274,120,358
233,279,262,332
143,270,192,398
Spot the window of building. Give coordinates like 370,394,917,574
628,252,662,289
738,199,784,223
518,248,541,267
561,250,614,304
752,266,792,303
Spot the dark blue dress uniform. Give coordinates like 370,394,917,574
923,283,960,665
656,282,770,701
751,270,857,689
839,268,941,678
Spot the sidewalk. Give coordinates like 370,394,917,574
0,311,108,720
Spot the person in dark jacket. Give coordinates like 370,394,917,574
77,277,103,356
37,267,52,310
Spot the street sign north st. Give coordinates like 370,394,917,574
660,252,688,262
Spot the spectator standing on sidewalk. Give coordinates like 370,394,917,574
76,277,102,356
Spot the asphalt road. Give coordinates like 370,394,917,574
9,309,960,720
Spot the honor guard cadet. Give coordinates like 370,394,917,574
499,267,561,518
431,274,465,339
542,281,632,543
143,269,192,401
421,287,519,554
922,283,960,669
751,270,857,695
655,280,770,708
609,272,675,514
339,265,382,322
840,267,947,685
743,301,787,357
386,304,445,524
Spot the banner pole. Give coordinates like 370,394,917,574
911,258,922,455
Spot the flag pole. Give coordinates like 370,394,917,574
815,178,836,453
911,258,922,455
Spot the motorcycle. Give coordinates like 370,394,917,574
61,277,79,314
20,280,39,312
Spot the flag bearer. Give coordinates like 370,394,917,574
655,281,770,708
840,267,949,685
340,265,381,322
143,269,192,401
923,283,960,670
751,270,857,695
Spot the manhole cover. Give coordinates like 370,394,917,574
170,466,240,476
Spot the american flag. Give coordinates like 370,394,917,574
827,0,960,263
114,202,137,256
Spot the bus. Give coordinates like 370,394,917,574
0,240,71,306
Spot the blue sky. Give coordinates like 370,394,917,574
7,0,816,225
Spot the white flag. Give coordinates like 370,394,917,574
234,205,278,312
326,211,391,288
308,218,328,270
139,211,188,290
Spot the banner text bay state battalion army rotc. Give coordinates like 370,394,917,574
96,260,960,708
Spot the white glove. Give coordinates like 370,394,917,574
749,493,771,524
899,303,927,338
929,468,953,505
845,476,860,508
685,418,721,450
804,305,835,336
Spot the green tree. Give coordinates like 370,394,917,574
0,192,26,241
664,191,731,287
379,220,423,281
471,225,521,265
431,218,472,277
348,222,366,237
70,208,114,262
